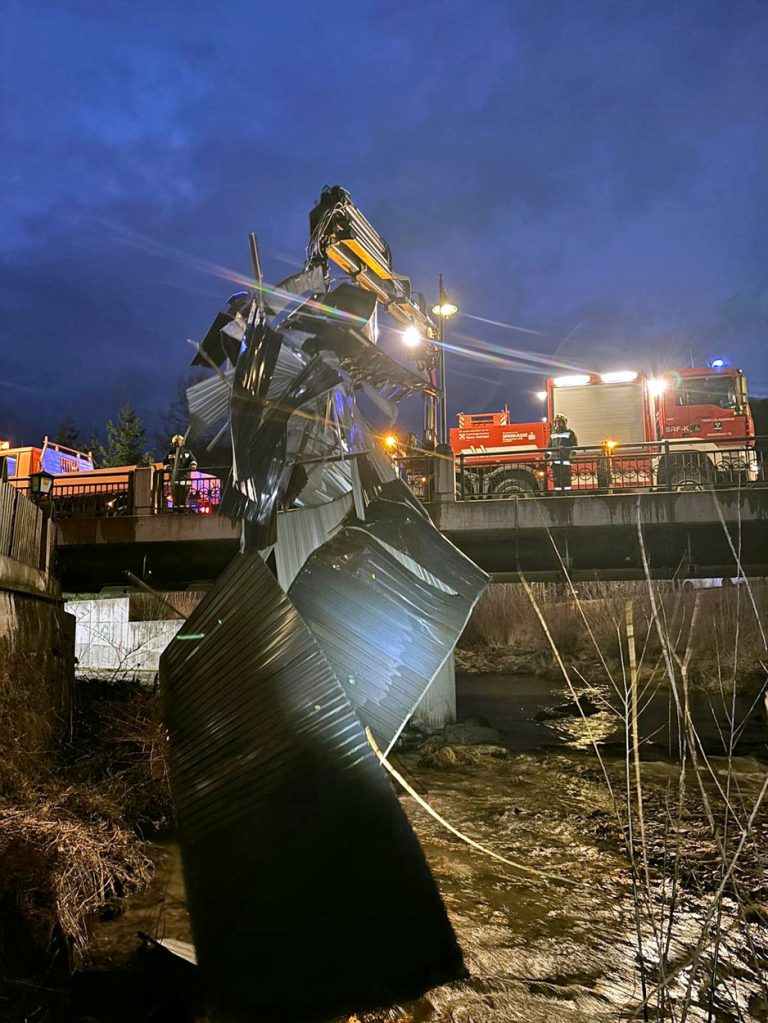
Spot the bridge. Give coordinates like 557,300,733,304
27,445,768,590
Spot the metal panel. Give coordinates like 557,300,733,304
553,381,646,446
289,497,488,753
160,552,463,1023
274,492,353,590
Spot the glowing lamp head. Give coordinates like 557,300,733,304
0,440,9,450
402,325,422,347
709,358,727,369
604,438,617,450
552,374,591,387
647,378,667,397
431,301,458,318
383,434,398,450
535,391,547,401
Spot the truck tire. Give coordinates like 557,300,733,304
488,468,540,498
668,464,710,491
456,470,479,500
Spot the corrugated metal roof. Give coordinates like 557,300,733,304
289,497,488,754
160,551,463,1023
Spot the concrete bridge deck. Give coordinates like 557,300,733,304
55,484,768,590
429,487,768,579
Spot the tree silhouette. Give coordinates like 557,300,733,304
101,404,153,467
53,415,81,448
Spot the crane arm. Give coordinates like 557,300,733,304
308,185,435,337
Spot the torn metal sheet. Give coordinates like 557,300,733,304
187,367,235,431
289,497,488,754
160,552,463,1023
224,354,344,546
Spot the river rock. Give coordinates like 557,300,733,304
444,717,502,746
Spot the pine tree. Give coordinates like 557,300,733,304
53,415,80,448
101,404,154,467
86,430,105,467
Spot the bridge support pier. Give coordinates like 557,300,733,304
431,444,456,504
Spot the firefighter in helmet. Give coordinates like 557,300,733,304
547,414,578,493
165,434,198,510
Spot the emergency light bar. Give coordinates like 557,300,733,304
552,374,591,387
600,370,638,383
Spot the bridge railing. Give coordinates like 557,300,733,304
454,436,768,500
12,472,134,518
390,456,433,502
154,468,227,514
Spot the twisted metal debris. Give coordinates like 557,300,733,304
160,186,487,1023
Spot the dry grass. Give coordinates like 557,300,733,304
461,580,768,686
0,788,153,963
0,671,170,970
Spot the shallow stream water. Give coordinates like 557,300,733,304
83,672,767,1023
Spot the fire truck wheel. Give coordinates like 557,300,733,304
668,465,710,491
489,469,540,498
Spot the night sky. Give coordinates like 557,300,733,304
2,1,767,448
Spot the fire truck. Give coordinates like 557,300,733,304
450,363,756,497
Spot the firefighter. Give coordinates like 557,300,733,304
547,415,578,493
165,434,198,510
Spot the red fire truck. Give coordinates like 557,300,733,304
450,364,756,496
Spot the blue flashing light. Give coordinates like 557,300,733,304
708,357,729,369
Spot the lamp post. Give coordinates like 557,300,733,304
431,274,458,446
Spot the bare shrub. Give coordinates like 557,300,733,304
0,788,153,964
462,580,768,688
65,679,173,833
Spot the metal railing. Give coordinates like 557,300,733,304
155,468,227,514
11,473,134,518
391,455,433,502
453,436,768,500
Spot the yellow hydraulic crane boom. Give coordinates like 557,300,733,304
308,185,435,337
307,185,440,445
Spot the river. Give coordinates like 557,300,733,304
80,672,767,1023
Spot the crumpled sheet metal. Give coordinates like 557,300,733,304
289,494,488,754
224,352,343,546
160,552,463,1023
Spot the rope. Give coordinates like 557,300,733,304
365,727,574,887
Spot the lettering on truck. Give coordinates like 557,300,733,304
501,431,537,443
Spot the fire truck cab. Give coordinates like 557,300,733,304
548,364,755,490
449,362,755,498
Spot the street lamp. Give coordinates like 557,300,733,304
431,274,458,445
29,470,55,503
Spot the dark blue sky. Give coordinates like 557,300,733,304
2,0,767,446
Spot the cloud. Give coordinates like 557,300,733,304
2,0,767,442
